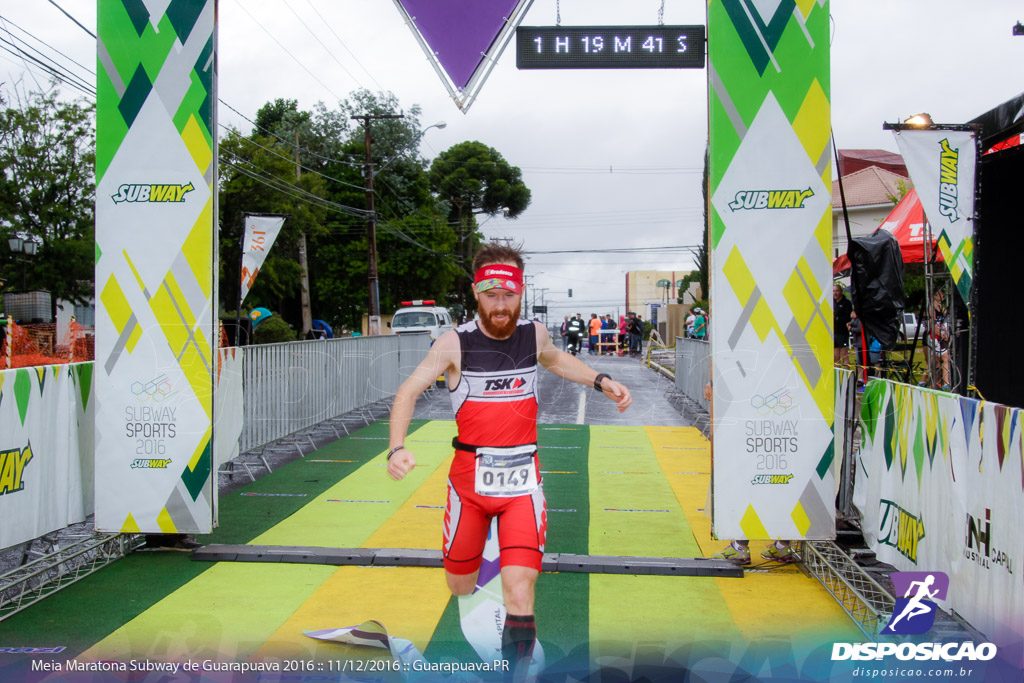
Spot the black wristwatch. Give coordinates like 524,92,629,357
593,373,611,391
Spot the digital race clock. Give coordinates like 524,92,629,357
516,25,706,69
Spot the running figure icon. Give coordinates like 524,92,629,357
886,574,940,632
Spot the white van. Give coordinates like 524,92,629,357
389,300,454,343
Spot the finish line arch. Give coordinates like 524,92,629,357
91,0,834,542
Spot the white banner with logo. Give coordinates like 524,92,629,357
94,0,217,533
239,215,286,304
707,2,835,540
893,128,978,306
855,380,1023,664
0,364,94,550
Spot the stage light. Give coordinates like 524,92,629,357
903,113,934,127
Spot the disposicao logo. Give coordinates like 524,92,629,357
111,183,195,204
832,570,998,663
727,188,814,211
884,571,948,635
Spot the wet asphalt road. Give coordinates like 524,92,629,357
412,350,691,428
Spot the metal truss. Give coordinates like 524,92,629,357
0,532,143,622
801,540,895,638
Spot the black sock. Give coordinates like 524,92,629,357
501,613,536,672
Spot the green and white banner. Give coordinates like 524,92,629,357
0,364,94,549
94,0,217,533
893,128,978,307
856,380,1023,662
707,0,834,540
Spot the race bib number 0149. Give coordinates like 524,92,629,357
474,445,539,497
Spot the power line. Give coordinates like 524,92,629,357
46,0,95,39
0,14,94,76
219,123,367,192
218,98,362,168
228,0,343,102
280,0,363,89
0,37,94,98
305,0,387,92
524,246,699,255
220,149,371,219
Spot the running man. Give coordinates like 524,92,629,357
886,574,940,632
386,243,632,677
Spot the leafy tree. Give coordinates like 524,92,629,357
885,177,911,206
253,314,297,344
218,128,327,326
428,141,531,317
684,145,710,305
218,90,462,333
0,82,95,309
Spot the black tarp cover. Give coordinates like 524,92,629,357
848,230,905,350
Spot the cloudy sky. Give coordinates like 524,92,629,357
2,1,1021,322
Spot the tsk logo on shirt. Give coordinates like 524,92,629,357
484,377,527,393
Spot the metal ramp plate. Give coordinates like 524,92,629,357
191,545,743,578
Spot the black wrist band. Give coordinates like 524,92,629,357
593,373,611,391
386,445,405,460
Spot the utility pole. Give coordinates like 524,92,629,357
295,130,312,336
352,113,403,335
455,198,466,321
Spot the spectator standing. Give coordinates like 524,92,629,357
588,314,601,355
685,309,696,338
559,316,569,350
833,284,852,365
928,289,951,391
566,314,585,355
628,314,643,356
847,310,863,370
693,308,708,340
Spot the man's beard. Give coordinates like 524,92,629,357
479,301,521,338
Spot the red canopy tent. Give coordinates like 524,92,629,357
833,188,940,274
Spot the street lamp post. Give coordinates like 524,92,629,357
7,236,38,290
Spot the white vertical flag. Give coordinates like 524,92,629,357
893,129,978,306
240,215,286,305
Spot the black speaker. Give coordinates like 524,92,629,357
973,143,1024,405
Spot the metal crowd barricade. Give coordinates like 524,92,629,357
674,337,711,412
240,334,430,454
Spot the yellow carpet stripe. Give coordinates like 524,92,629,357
589,426,741,653
249,422,453,548
362,422,456,549
255,422,459,659
587,425,697,557
255,566,452,662
647,427,860,642
80,563,336,662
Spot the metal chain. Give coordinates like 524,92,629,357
556,0,561,26
658,0,665,25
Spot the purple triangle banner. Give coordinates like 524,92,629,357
393,0,533,111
